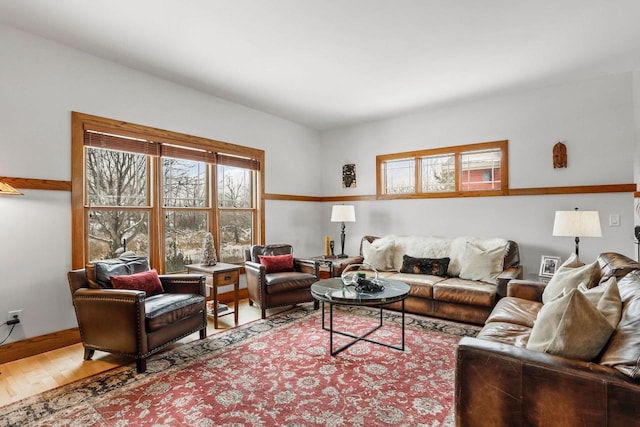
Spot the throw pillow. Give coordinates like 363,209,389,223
458,242,506,284
87,255,150,289
541,254,601,304
110,269,164,296
362,239,395,271
400,255,450,276
578,277,622,327
527,279,621,360
258,254,294,273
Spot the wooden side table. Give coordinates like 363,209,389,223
185,263,241,329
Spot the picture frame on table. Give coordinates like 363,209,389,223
539,255,561,277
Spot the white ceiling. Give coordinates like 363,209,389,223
2,0,640,130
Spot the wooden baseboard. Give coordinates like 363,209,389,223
0,327,81,364
0,288,250,364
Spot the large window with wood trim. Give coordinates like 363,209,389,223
71,112,264,271
377,140,508,198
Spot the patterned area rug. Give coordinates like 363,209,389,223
0,305,479,426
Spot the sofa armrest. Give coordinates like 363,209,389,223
495,266,523,298
245,260,266,275
294,258,319,276
72,288,147,353
455,336,640,427
506,279,545,302
160,274,206,296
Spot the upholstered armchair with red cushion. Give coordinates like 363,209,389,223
67,254,207,373
244,244,320,318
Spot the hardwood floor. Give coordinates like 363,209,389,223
0,299,292,407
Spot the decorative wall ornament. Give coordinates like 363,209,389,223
201,232,217,266
342,163,356,188
553,142,567,168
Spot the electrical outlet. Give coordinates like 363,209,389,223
8,310,22,323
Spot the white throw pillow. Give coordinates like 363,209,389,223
362,239,395,271
527,278,621,360
458,241,506,284
541,254,600,304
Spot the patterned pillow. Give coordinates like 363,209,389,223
259,254,295,273
110,269,164,296
400,255,450,276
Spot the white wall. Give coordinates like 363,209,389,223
320,73,638,274
0,25,322,342
2,22,639,344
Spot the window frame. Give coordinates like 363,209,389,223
71,112,265,270
376,140,508,199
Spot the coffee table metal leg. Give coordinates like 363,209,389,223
321,302,406,355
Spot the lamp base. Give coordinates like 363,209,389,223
337,254,348,258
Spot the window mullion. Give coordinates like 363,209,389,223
151,155,164,272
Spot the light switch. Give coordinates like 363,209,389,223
609,214,620,227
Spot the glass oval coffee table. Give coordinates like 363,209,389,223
311,278,410,355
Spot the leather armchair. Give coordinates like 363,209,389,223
244,244,320,318
67,256,207,373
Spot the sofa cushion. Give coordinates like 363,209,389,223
459,242,506,284
362,238,395,271
87,254,150,289
259,254,294,273
477,321,532,347
110,269,164,296
145,293,205,332
433,278,497,307
391,236,451,272
527,279,621,360
541,254,600,304
448,237,507,277
400,255,449,276
485,296,542,328
264,272,317,294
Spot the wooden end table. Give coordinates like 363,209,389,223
185,263,241,329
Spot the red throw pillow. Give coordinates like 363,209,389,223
258,254,294,273
110,269,164,296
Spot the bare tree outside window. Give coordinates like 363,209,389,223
86,148,256,267
218,165,253,263
86,147,149,260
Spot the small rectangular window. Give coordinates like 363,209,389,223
421,154,455,192
460,149,501,191
377,140,507,198
383,158,415,194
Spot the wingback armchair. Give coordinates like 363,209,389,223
244,244,320,318
67,254,207,373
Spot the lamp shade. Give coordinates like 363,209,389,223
0,180,22,195
552,210,601,237
331,205,356,222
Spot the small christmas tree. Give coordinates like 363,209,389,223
201,232,217,266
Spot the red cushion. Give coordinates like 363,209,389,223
110,269,164,296
259,254,295,273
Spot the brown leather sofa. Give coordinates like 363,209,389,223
244,244,320,318
67,255,207,373
359,235,522,325
456,252,640,426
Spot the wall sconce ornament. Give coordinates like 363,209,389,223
553,142,567,169
342,163,356,188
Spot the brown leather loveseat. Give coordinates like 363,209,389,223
455,252,640,426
